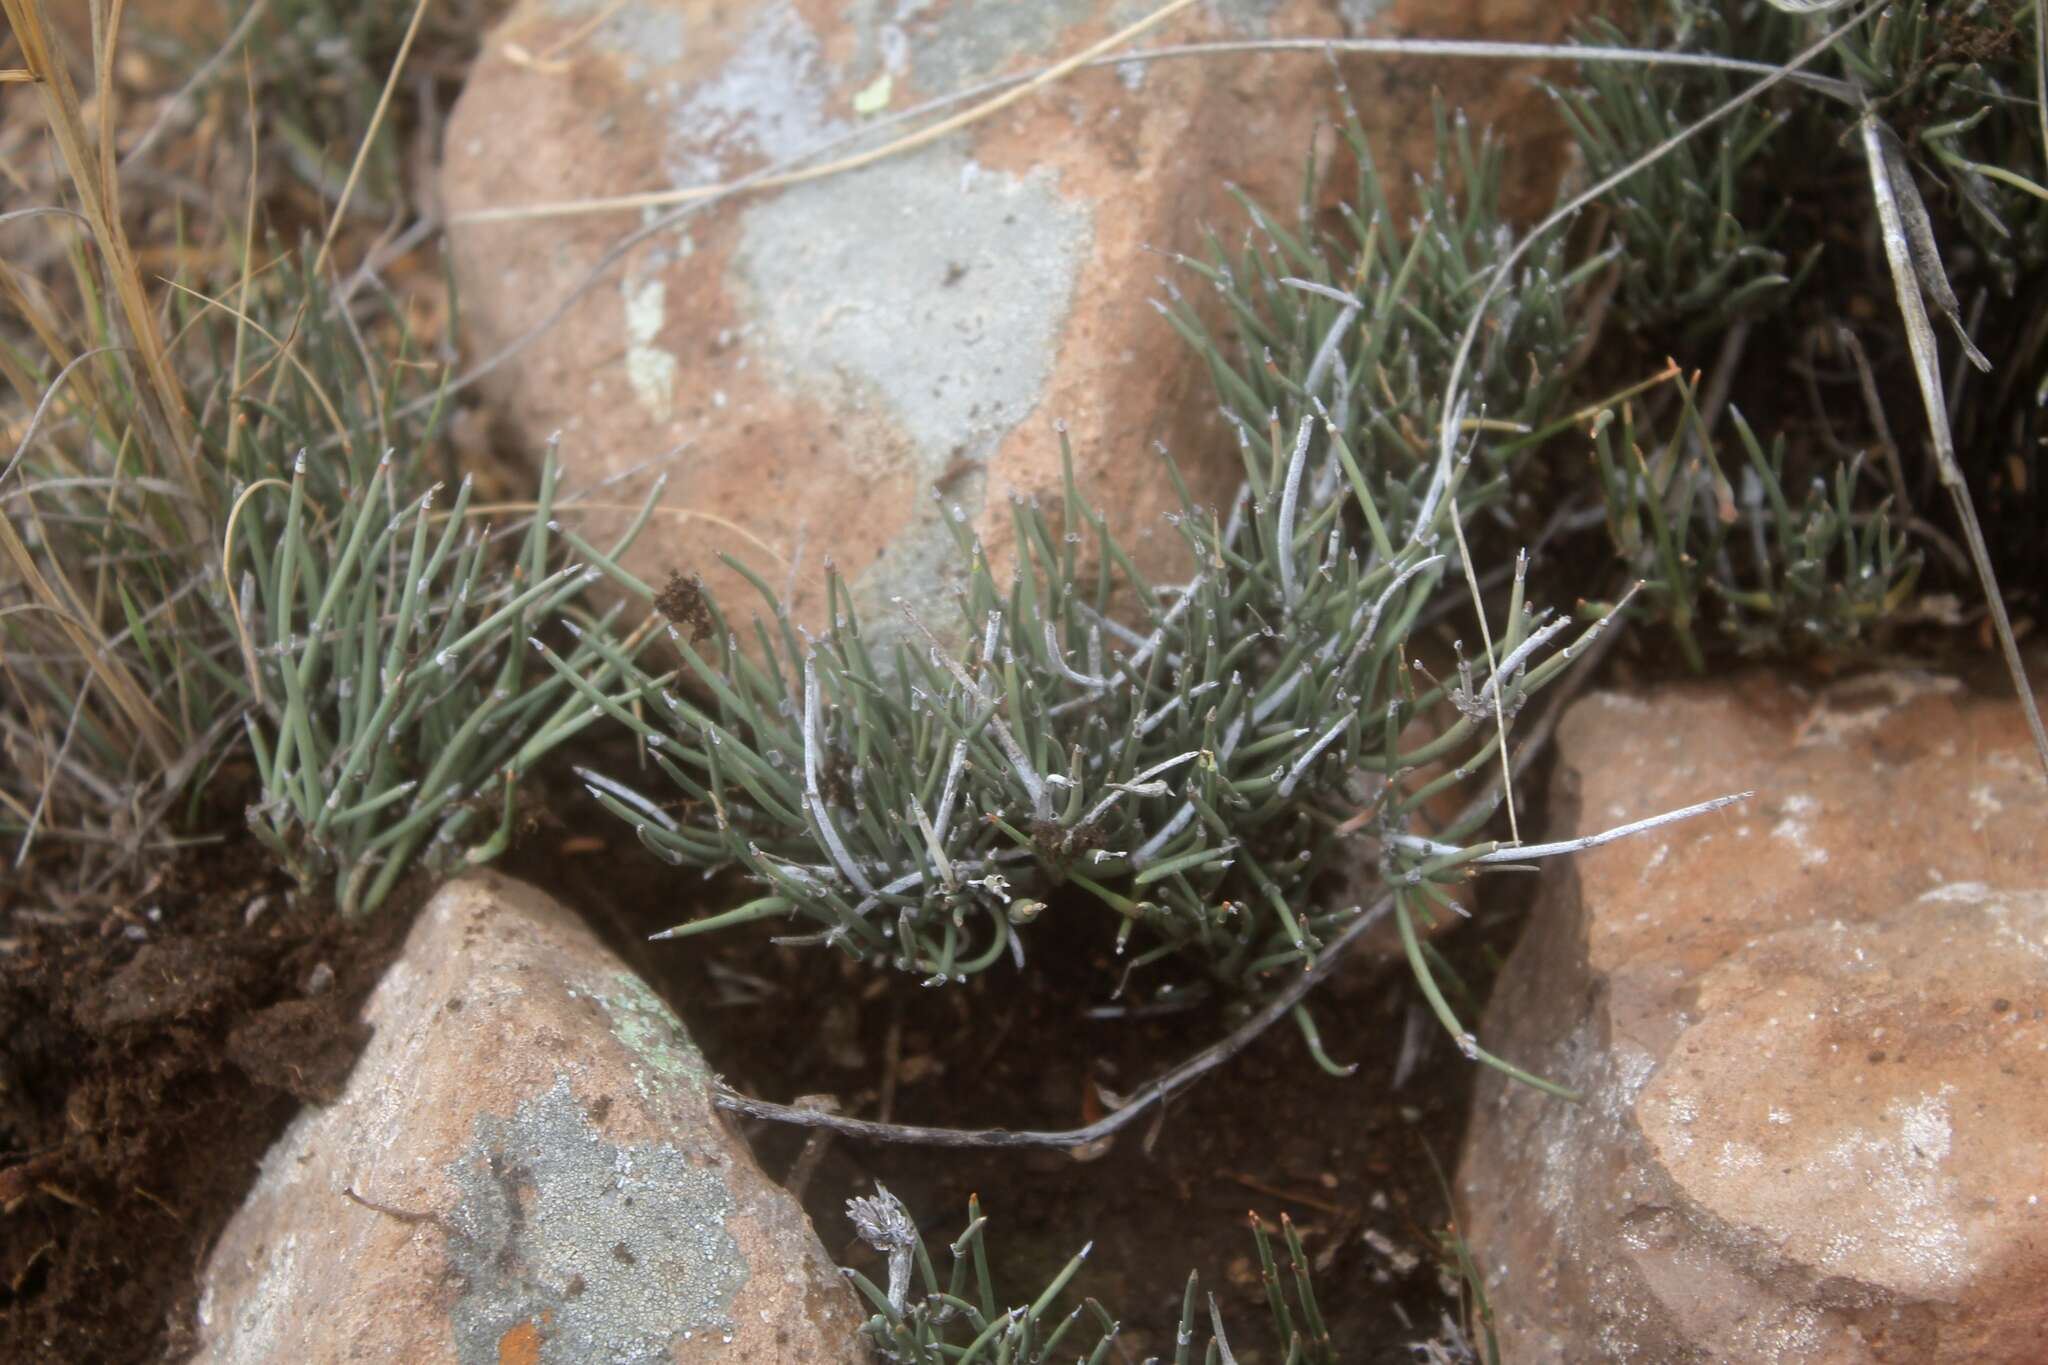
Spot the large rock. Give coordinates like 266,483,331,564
193,870,865,1363
1458,666,2048,1362
440,0,1582,636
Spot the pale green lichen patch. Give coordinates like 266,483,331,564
445,1076,744,1364
731,144,1091,628
592,971,712,1104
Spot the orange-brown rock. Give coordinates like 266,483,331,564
440,0,1586,639
192,870,865,1363
1459,665,2048,1363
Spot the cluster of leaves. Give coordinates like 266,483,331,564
844,1188,1393,1365
1558,0,2046,328
1188,14,2006,671
204,256,663,916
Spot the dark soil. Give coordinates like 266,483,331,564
507,756,1532,1363
0,837,420,1364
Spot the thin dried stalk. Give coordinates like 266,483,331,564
1858,109,2048,778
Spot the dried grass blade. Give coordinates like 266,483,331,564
1858,111,2048,779
1874,124,1989,372
1,0,200,507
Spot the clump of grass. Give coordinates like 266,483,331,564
556,399,1619,1077
1555,1,2046,333
1582,374,1920,667
1162,64,1926,675
234,432,635,915
1161,92,1599,551
4,0,225,865
1,0,648,911
221,321,655,916
1546,3,1817,342
198,250,659,916
1544,0,2044,663
846,1187,1342,1364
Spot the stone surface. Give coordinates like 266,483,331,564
193,870,865,1364
440,0,1584,637
1458,664,2048,1363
